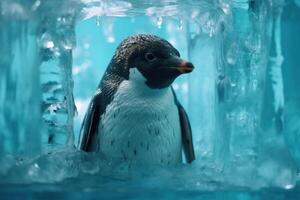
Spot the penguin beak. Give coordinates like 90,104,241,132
175,60,194,74
163,57,194,74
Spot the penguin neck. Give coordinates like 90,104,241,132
128,68,170,94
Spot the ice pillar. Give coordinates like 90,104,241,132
185,0,228,160
217,0,271,180
37,1,78,151
282,1,300,168
0,0,41,156
187,24,218,159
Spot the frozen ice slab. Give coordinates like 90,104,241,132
0,148,299,199
0,148,297,190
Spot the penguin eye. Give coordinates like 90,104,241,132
145,53,156,62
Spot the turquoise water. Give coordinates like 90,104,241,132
1,0,300,199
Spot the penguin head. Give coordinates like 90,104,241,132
110,34,194,89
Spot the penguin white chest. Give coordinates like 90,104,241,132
99,70,182,165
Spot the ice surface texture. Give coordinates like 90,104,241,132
0,0,300,194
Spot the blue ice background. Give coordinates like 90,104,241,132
1,0,300,198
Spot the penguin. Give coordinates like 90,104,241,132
78,34,195,165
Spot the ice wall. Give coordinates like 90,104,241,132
0,0,300,190
217,0,272,182
0,0,79,156
185,0,298,187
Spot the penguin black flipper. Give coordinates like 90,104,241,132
78,74,126,152
171,87,195,163
78,90,102,152
178,103,195,163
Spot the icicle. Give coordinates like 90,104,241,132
156,16,163,29
96,15,101,26
269,6,284,132
102,17,115,43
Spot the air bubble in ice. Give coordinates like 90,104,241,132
28,163,40,177
63,43,73,50
230,82,237,87
47,104,62,114
40,33,55,49
31,0,41,11
107,36,115,43
284,184,295,190
83,43,90,49
178,19,183,30
220,2,230,15
226,44,238,65
44,41,54,49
